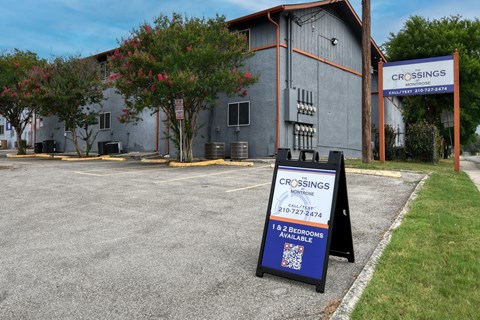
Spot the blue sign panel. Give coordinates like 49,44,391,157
262,220,328,279
6,121,12,131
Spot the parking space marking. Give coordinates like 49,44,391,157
225,182,271,193
74,166,170,177
74,171,105,176
153,165,271,184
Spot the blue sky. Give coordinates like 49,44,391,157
1,0,479,60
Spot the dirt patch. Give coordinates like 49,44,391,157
0,166,14,170
321,299,342,319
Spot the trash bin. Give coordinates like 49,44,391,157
34,142,43,153
97,141,111,155
0,140,7,150
42,140,56,153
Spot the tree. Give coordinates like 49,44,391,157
109,14,257,161
0,49,46,154
383,15,480,144
37,56,105,157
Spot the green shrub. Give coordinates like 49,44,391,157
372,124,397,160
405,122,442,162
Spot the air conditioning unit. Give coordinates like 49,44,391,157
105,141,122,154
230,141,248,160
205,142,225,159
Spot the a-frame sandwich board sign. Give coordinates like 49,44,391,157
256,149,354,293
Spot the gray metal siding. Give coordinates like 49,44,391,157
289,7,362,73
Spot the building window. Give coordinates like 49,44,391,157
0,124,4,135
99,112,111,130
238,29,250,51
98,62,109,79
228,102,250,127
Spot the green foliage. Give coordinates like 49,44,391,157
0,49,46,154
463,133,480,154
351,163,480,320
109,13,258,161
37,56,105,157
383,15,480,144
372,124,398,160
405,122,443,162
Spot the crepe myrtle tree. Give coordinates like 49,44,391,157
108,13,257,162
0,49,46,154
36,56,105,157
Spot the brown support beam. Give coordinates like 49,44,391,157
454,49,460,173
378,59,385,163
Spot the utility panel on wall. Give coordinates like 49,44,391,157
284,88,316,124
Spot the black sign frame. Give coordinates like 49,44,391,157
256,149,354,292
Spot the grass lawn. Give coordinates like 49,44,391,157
345,159,480,320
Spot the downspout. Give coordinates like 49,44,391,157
267,12,281,151
287,14,293,89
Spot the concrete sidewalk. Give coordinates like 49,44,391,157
461,157,480,192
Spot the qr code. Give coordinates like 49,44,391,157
281,243,304,270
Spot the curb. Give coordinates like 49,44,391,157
62,157,103,161
6,154,37,158
345,168,402,178
169,159,224,167
141,158,169,164
101,156,127,162
168,159,255,167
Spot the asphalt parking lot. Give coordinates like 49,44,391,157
0,154,424,320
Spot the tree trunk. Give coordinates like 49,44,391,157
362,0,372,163
71,128,85,157
15,126,26,155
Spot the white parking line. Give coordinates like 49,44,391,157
153,165,271,184
225,182,271,193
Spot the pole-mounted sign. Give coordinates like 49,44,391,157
378,51,460,172
175,99,184,162
256,149,354,293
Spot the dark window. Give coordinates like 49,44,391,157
99,112,111,130
0,124,4,135
228,102,250,127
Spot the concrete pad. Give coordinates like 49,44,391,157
0,158,425,319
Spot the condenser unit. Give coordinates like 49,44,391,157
230,141,248,160
205,142,225,159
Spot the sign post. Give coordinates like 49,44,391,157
256,149,354,293
379,53,460,172
174,99,185,162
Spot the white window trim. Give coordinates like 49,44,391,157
99,112,111,130
227,101,250,127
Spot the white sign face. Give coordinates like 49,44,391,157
383,56,454,97
174,99,184,120
270,166,336,228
